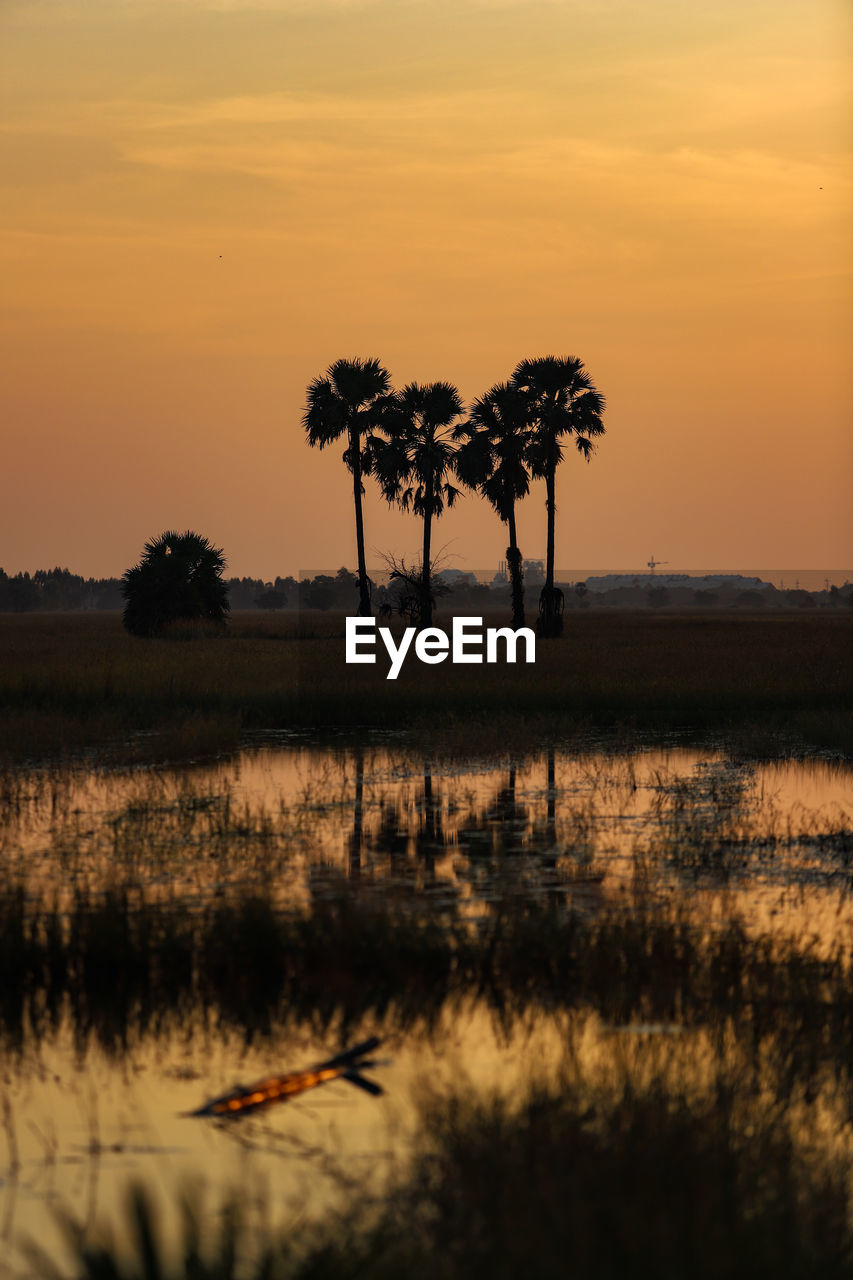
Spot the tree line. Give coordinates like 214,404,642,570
0,564,291,615
0,567,124,613
3,560,846,624
304,355,605,637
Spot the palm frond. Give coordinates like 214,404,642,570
454,433,493,489
374,380,465,514
302,378,347,446
328,356,391,407
303,359,393,460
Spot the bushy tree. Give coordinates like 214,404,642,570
256,589,287,611
121,531,229,636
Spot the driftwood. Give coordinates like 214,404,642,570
188,1037,384,1118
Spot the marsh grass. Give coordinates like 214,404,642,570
640,759,853,878
3,884,853,1085
347,1071,853,1280
1,612,851,764
40,1060,853,1280
4,747,848,913
2,740,851,1274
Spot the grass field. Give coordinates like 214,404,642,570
0,610,850,762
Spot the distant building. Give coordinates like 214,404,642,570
436,569,478,587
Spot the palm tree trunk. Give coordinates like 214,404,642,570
539,464,561,636
351,428,371,616
506,503,524,628
421,487,433,629
545,465,555,598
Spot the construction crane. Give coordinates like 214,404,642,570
647,556,668,576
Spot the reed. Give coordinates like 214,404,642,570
0,612,850,763
3,885,852,1089
44,1064,853,1280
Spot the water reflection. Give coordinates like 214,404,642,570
3,995,853,1279
347,746,364,881
0,746,851,930
0,742,852,1274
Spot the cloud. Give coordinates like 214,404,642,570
145,87,528,130
3,0,398,11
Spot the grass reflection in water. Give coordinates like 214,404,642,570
1,744,852,1277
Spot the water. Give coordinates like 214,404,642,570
4,744,850,933
1,743,851,1276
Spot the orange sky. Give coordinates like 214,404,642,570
1,0,851,579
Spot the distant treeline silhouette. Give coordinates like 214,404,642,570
296,574,852,614
0,567,123,612
2,563,849,616
0,564,291,614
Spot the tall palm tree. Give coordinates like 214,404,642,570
454,381,533,627
302,357,392,616
372,381,464,628
511,356,605,637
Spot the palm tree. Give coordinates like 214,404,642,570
454,381,533,627
372,381,464,628
302,357,392,616
511,356,605,637
121,530,229,636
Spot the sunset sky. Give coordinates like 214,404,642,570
1,0,851,580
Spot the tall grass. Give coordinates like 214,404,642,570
3,885,853,1084
40,1065,853,1280
0,612,850,762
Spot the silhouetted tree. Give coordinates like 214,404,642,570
383,554,451,623
511,357,605,637
5,572,40,612
121,531,229,636
226,577,266,609
300,575,336,611
303,358,393,616
455,382,533,627
372,382,464,627
732,589,765,610
256,589,287,610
